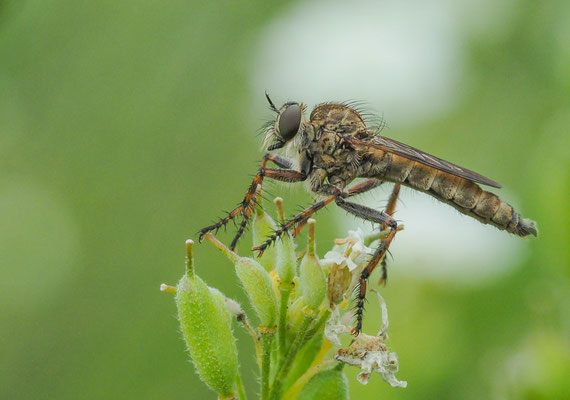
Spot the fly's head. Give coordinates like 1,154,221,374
263,93,311,154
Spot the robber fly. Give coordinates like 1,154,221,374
199,94,538,335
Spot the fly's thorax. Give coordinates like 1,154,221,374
310,103,368,136
307,128,360,189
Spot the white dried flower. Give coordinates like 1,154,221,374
335,333,407,388
333,288,406,388
324,308,351,346
371,289,389,339
223,296,245,319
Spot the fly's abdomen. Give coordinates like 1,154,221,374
428,170,537,237
376,155,538,237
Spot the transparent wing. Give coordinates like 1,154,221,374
347,135,502,188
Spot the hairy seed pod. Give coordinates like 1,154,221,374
175,240,238,399
235,257,278,327
272,196,296,288
299,219,326,310
206,235,278,328
276,231,297,289
287,297,307,337
297,364,349,400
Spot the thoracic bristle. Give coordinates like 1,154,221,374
517,218,538,237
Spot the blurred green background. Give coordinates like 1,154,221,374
1,0,568,399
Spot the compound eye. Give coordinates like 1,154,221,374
278,104,301,141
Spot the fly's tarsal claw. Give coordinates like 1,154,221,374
198,226,215,242
251,244,265,257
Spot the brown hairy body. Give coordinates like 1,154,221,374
302,103,534,236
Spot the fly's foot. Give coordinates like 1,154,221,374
252,239,273,257
252,224,287,256
198,225,217,243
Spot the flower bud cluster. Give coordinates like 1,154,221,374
161,197,406,399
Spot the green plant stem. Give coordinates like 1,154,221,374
277,288,291,358
269,315,314,400
235,373,247,400
282,360,336,400
260,330,275,400
303,309,330,344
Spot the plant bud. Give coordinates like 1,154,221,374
276,231,296,289
297,364,349,400
235,257,278,327
287,297,307,337
175,240,238,399
251,189,278,271
299,219,326,310
327,263,352,308
273,197,296,288
206,234,277,328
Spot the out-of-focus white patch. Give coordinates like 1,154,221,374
335,185,527,285
253,0,460,125
251,0,515,125
0,175,80,311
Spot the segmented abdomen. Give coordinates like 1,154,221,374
368,153,537,237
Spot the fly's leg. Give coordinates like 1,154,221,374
333,197,396,226
253,187,343,255
332,196,399,336
228,167,304,251
378,183,400,286
230,192,258,251
256,179,385,253
292,179,384,237
384,183,400,216
346,178,384,197
198,153,301,250
352,226,398,336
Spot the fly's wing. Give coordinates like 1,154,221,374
347,135,502,188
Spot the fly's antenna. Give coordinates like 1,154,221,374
265,91,279,113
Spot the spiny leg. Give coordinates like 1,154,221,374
253,190,342,255
198,153,300,245
227,167,305,250
199,157,268,241
331,196,400,336
352,227,398,336
230,194,258,251
334,197,395,226
379,183,401,285
292,179,384,237
346,178,384,197
257,179,384,252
